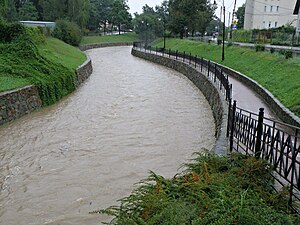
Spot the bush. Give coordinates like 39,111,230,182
284,50,293,59
270,47,275,54
52,19,82,46
255,44,265,52
0,21,26,43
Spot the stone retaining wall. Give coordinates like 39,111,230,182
220,65,300,127
0,85,42,125
79,42,132,51
132,49,229,154
0,56,93,126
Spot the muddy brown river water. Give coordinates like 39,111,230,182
0,46,215,225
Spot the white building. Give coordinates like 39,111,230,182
294,0,300,36
244,0,297,29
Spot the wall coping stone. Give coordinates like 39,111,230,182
131,48,229,155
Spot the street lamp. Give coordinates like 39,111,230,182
141,20,149,48
213,0,225,61
158,17,166,50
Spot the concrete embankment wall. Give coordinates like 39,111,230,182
79,42,132,51
0,57,93,126
132,49,229,154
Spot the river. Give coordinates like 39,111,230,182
0,46,215,225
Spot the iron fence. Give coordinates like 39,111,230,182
228,100,300,209
132,42,300,209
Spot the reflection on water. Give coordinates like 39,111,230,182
0,46,215,225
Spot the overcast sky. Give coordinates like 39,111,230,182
128,0,246,22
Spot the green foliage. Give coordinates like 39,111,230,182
284,50,293,59
111,0,132,34
232,29,252,43
0,22,78,105
93,152,299,224
255,44,265,52
153,38,300,117
18,1,38,21
270,47,275,54
236,3,245,29
168,0,215,38
52,19,83,46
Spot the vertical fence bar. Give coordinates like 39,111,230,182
176,50,178,60
169,48,171,58
195,55,197,68
189,53,192,64
227,98,232,137
255,108,265,159
214,64,217,83
289,129,299,206
229,100,237,152
201,57,203,72
183,51,185,62
208,60,210,77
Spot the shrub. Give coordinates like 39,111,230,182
0,21,26,43
52,19,82,46
284,50,293,59
270,47,275,54
255,44,265,52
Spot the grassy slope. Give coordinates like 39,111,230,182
81,32,139,45
155,39,300,116
0,37,86,92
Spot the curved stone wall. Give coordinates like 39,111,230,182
131,49,229,154
0,56,93,126
79,42,133,51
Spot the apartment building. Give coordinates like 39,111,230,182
294,0,300,35
244,0,297,29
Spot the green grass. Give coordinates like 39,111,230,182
93,152,299,224
38,37,87,70
0,36,86,93
81,32,140,45
154,38,300,117
0,24,87,105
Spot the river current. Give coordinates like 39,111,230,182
0,46,215,225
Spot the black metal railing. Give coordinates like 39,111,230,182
228,100,300,208
133,42,232,101
132,42,300,209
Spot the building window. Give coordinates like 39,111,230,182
263,21,266,28
269,21,271,28
270,5,273,12
275,21,277,27
276,6,279,12
264,5,267,12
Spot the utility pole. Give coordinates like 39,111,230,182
222,5,225,61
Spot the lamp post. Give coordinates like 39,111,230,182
222,4,225,61
141,20,149,48
159,17,166,50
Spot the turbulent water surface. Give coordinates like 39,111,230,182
0,46,215,225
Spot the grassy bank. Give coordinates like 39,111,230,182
0,23,86,106
154,39,300,117
81,32,139,45
93,152,299,224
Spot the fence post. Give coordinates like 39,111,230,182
189,53,192,64
201,57,203,72
255,108,264,159
176,50,178,60
208,60,210,77
229,100,237,152
195,55,197,68
289,129,299,206
183,51,185,62
214,64,217,83
169,48,171,58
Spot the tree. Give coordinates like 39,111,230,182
111,0,132,34
19,1,38,20
4,0,18,21
236,3,245,29
169,0,215,38
88,0,112,32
